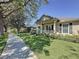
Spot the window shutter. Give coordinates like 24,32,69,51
69,23,72,25
69,23,72,34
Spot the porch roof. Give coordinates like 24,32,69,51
59,18,79,23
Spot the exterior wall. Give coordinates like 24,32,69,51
58,21,79,35
72,22,79,34
57,22,70,34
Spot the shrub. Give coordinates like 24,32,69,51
50,34,79,43
18,33,51,53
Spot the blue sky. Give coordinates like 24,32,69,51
30,0,79,26
37,0,79,19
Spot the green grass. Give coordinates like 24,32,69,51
37,40,79,59
0,33,8,55
17,33,79,59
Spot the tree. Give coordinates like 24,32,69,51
0,0,48,18
0,0,48,33
10,10,26,32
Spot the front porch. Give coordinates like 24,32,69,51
37,20,57,34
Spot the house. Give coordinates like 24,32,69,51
36,15,79,35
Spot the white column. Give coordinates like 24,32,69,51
41,25,42,33
45,25,46,33
68,24,70,34
54,21,56,33
36,26,39,34
62,24,63,34
48,25,49,33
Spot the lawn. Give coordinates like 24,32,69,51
37,40,79,59
0,33,8,55
17,33,79,59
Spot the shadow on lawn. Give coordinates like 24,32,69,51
58,45,79,59
58,55,69,59
18,33,52,56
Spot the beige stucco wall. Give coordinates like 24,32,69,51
58,21,79,35
72,22,79,34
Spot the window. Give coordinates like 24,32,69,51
49,25,51,30
59,23,72,34
42,26,44,30
46,25,52,30
63,24,68,33
38,26,40,29
46,25,48,30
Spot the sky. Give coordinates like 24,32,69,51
37,0,79,19
30,0,79,26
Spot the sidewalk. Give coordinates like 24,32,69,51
0,33,37,59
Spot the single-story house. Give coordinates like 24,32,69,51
36,15,79,35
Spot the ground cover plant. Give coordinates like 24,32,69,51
0,33,8,55
17,33,52,54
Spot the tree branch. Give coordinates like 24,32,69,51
0,0,13,4
3,7,21,18
3,0,31,18
24,0,31,6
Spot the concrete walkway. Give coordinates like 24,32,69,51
0,33,37,59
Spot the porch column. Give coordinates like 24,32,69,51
54,21,56,33
41,25,43,33
36,26,39,34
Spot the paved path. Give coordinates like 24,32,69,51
0,33,37,59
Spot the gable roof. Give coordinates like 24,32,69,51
36,15,59,24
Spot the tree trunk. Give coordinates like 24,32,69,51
4,25,7,32
17,27,20,33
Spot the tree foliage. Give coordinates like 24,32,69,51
10,10,26,32
0,0,48,32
